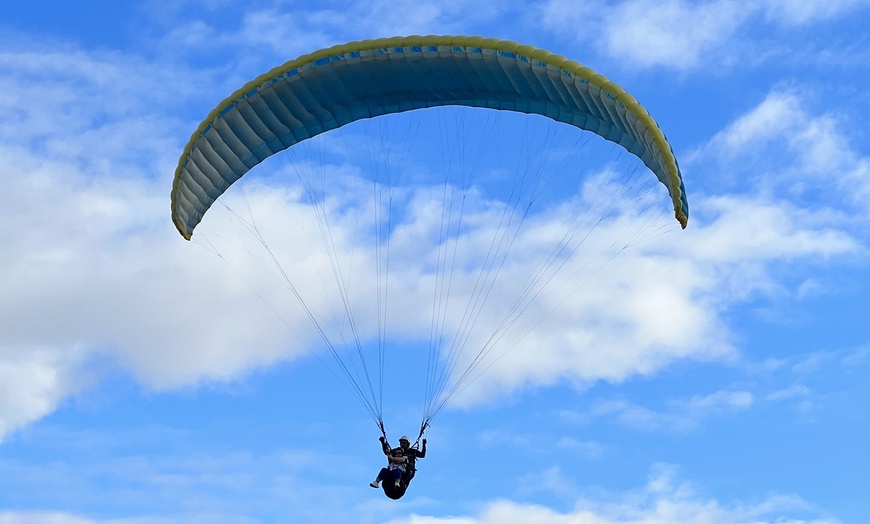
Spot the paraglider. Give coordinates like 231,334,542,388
370,435,427,499
171,35,688,499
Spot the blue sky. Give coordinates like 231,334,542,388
2,1,870,523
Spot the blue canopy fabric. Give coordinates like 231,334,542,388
172,35,688,239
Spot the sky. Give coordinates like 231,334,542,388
2,0,870,523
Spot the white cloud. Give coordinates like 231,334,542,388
0,430,418,524
683,389,753,410
445,185,857,405
555,436,605,458
691,89,870,223
0,513,96,524
690,196,857,264
540,0,748,69
0,347,93,440
156,0,512,60
540,0,870,70
766,383,819,413
0,48,317,440
477,430,603,459
568,389,754,432
0,430,843,524
795,278,825,299
702,92,801,157
388,465,840,524
517,466,582,500
737,92,853,175
603,0,747,69
766,383,811,401
841,344,870,367
759,0,870,25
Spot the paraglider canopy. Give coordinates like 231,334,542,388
171,35,688,242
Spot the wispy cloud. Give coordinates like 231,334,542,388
540,0,870,70
561,389,754,433
477,430,603,459
766,383,811,401
516,466,581,500
759,0,870,25
841,344,870,367
0,428,394,523
153,0,514,63
755,345,870,413
0,347,95,440
387,463,840,524
693,89,870,210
